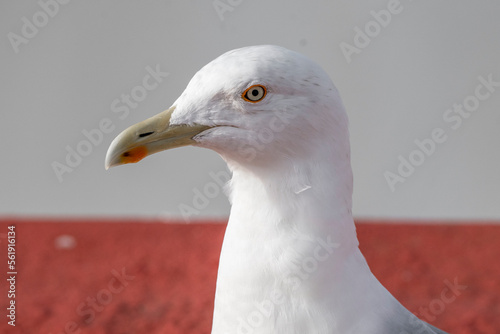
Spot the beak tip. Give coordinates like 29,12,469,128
104,150,117,170
105,154,122,170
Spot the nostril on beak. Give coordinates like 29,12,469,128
138,131,155,138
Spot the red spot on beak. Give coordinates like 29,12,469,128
121,146,148,164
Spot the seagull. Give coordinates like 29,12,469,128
105,45,448,334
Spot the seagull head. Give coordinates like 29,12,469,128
105,45,348,171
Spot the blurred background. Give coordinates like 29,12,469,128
2,0,499,221
1,1,499,333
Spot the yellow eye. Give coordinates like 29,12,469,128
242,85,267,103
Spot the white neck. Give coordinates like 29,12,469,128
211,142,412,333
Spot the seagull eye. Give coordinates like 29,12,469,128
242,85,267,103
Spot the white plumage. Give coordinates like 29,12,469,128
105,45,447,334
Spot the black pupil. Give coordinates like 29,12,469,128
251,89,259,96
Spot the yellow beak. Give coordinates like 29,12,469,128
105,106,212,169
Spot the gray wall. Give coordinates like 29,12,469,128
2,0,499,221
